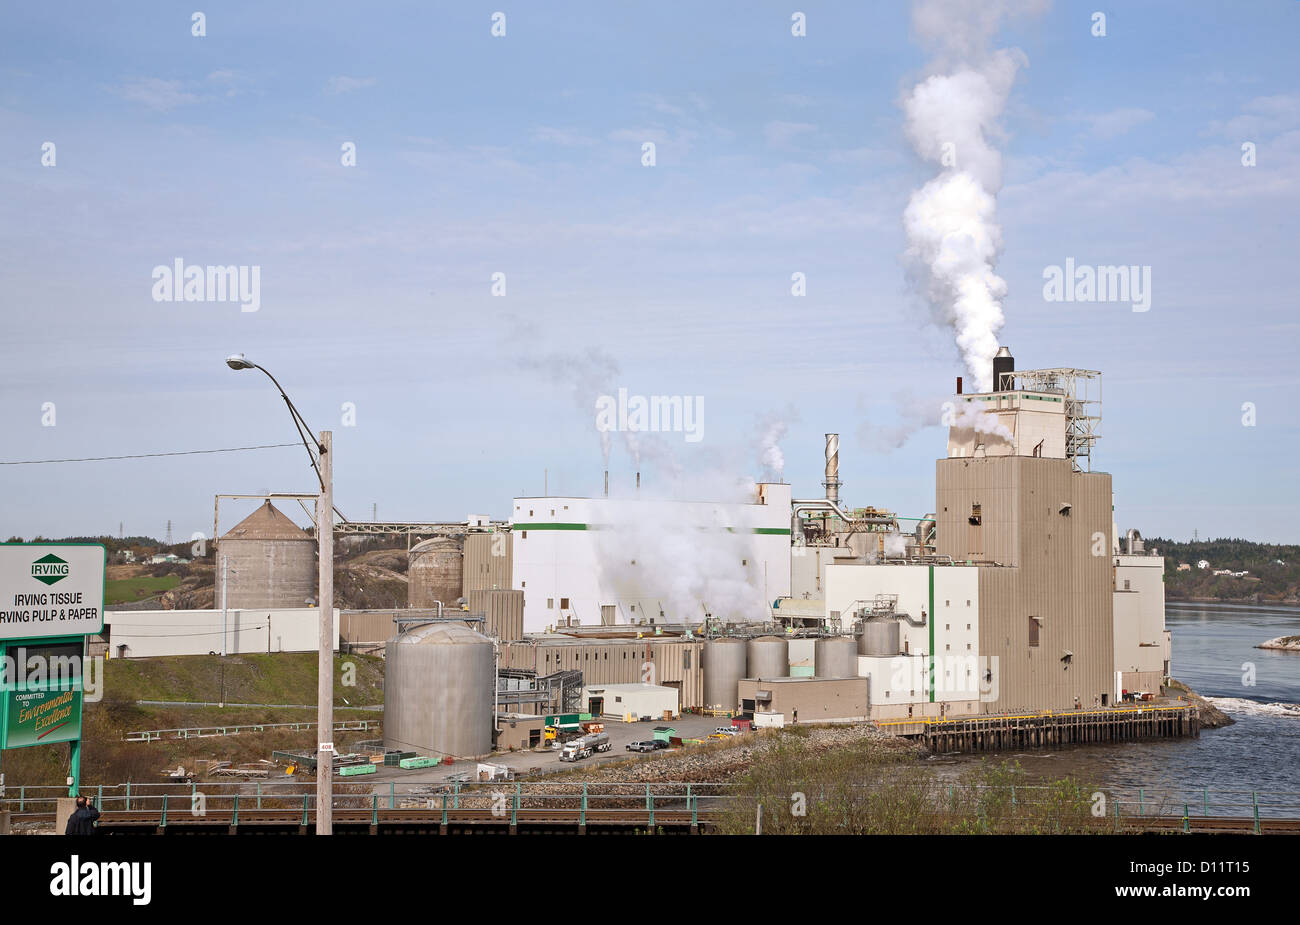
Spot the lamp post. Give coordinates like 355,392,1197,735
225,354,335,835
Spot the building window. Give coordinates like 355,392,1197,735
1123,579,1131,590
529,510,533,516
741,559,747,566
945,623,950,630
615,696,622,703
967,643,971,651
966,624,971,630
560,597,570,609
966,600,971,606
969,503,982,526
547,598,554,609
1029,616,1040,647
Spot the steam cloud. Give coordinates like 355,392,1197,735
754,410,795,481
902,0,1043,391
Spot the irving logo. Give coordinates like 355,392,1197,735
31,554,69,586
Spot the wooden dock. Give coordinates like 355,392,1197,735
878,704,1199,753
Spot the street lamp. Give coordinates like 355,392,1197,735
226,353,336,835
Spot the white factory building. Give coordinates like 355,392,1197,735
511,483,792,633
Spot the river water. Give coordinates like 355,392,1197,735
927,603,1300,812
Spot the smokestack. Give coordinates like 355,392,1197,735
823,433,841,504
993,346,1014,392
604,470,609,498
956,376,963,395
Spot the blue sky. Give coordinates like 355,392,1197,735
1,1,1297,543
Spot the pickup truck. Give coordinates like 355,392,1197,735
626,741,658,752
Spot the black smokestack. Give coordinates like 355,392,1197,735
993,346,1014,392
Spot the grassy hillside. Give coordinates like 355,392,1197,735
105,574,181,604
103,652,384,705
1,653,386,787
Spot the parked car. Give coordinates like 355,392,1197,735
651,739,671,749
626,741,658,752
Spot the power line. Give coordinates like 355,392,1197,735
0,443,299,466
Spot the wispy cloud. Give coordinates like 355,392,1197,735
326,75,377,94
1208,94,1300,140
532,125,597,146
764,120,816,149
112,77,199,111
1078,107,1155,139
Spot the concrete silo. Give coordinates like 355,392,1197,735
384,621,494,759
815,636,859,679
408,536,464,609
859,621,901,657
703,637,748,712
747,636,789,679
216,501,316,610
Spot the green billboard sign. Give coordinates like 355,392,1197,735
4,686,82,748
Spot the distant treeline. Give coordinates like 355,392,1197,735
1148,537,1299,602
1,535,207,559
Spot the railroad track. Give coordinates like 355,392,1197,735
84,808,1300,835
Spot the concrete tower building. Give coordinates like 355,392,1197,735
936,357,1115,712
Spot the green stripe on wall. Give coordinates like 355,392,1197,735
928,565,935,704
512,523,790,535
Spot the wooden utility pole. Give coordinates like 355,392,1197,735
316,430,334,834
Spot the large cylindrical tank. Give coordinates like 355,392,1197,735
384,621,494,759
216,501,316,610
747,636,788,679
408,537,464,609
703,638,748,711
859,621,901,657
815,636,859,678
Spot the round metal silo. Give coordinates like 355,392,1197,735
815,636,859,678
858,621,901,657
747,636,788,679
703,638,748,711
384,621,494,759
408,536,464,609
216,501,316,610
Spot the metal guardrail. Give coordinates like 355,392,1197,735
4,781,1300,833
125,719,379,742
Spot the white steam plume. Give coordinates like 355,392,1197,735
950,400,1013,441
519,345,620,465
754,410,795,481
902,0,1044,391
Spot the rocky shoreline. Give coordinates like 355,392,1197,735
1257,635,1300,652
1164,678,1235,728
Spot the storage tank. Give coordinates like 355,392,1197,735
408,537,464,609
815,636,859,678
703,638,748,711
216,501,316,610
747,636,788,679
859,621,901,657
384,621,494,759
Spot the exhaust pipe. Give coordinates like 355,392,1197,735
823,433,841,504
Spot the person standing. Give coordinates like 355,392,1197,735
64,795,99,835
